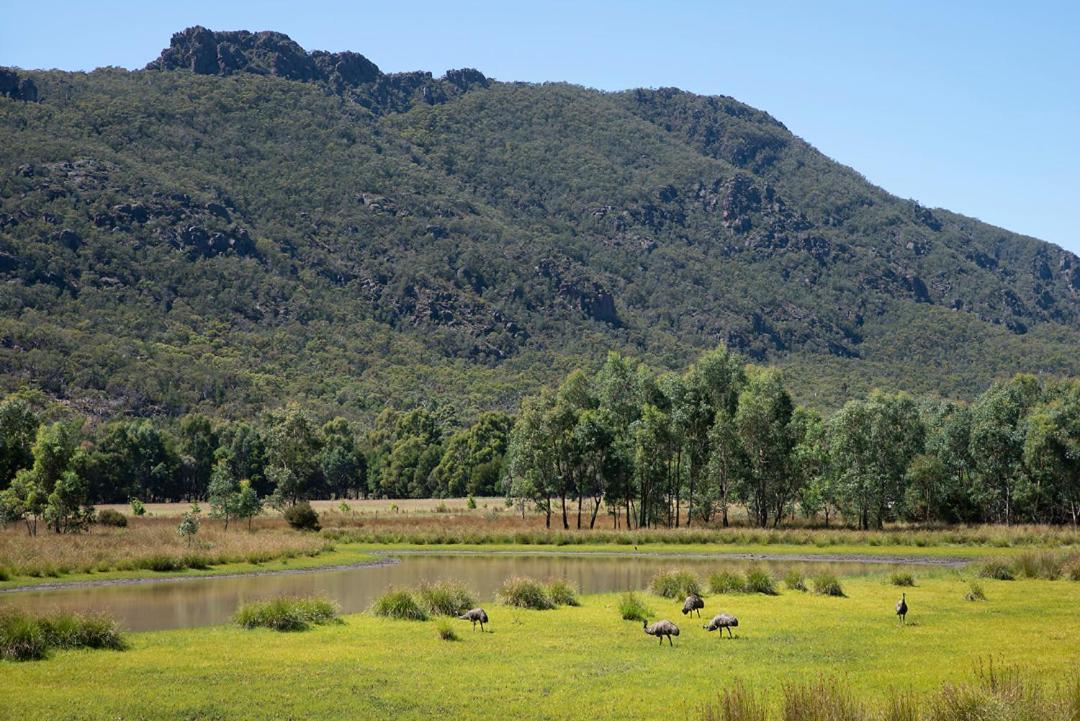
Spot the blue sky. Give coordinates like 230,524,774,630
3,1,1078,254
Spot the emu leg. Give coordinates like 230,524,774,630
726,627,733,639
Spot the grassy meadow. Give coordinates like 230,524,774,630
1,572,1077,720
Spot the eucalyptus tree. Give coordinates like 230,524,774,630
734,368,795,528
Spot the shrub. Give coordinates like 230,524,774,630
709,570,746,594
890,571,915,587
546,578,579,606
813,573,845,597
129,498,145,516
618,592,653,622
466,495,477,510
784,569,807,592
234,596,339,631
651,568,703,599
0,566,10,582
435,619,458,641
977,559,1015,580
283,502,321,531
744,566,778,595
781,677,867,721
964,582,986,601
1,610,125,661
417,581,476,617
370,589,428,620
497,576,554,610
96,509,128,527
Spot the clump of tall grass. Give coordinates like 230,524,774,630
964,582,987,602
783,569,807,592
781,677,867,721
1014,551,1064,580
416,581,476,617
709,570,746,594
890,571,916,587
651,568,703,599
435,618,458,641
0,566,10,582
496,576,579,610
234,596,340,631
1,609,126,661
546,578,580,606
977,559,1015,581
813,573,845,597
370,588,429,621
744,566,778,595
618,592,653,622
701,681,769,721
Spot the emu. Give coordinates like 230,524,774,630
703,613,739,638
643,619,680,646
459,607,489,631
682,593,704,618
896,593,908,625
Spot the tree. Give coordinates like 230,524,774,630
1,422,85,535
320,418,366,499
207,459,241,530
0,396,38,490
177,506,201,546
178,414,218,499
702,409,744,526
265,404,324,504
1023,380,1080,525
236,479,263,530
734,368,795,527
46,468,92,533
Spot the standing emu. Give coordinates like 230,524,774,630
682,593,704,618
459,607,489,631
703,613,739,638
643,619,680,646
896,593,908,625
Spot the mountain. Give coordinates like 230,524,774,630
1,26,1077,420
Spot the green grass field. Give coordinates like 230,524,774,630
2,573,1076,720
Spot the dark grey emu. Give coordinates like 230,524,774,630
896,593,908,625
459,607,489,631
682,593,704,618
643,619,680,646
703,613,739,638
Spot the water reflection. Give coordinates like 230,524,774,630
1,554,898,632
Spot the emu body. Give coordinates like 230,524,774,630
896,594,908,625
703,613,739,638
682,594,704,618
643,619,680,646
459,607,489,631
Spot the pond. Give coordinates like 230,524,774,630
0,552,938,631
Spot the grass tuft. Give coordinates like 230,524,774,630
744,566,778,595
1,609,125,661
964,581,987,602
417,581,476,617
977,559,1015,581
783,569,807,592
497,576,554,610
649,568,703,599
370,588,429,621
812,573,845,597
546,578,580,607
618,592,653,622
234,595,340,631
890,571,916,587
435,618,458,641
781,677,868,721
701,681,769,721
710,570,747,594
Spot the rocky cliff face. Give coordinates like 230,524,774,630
146,26,488,114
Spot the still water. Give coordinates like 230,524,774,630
0,553,905,631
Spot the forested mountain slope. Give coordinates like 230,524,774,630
1,27,1077,420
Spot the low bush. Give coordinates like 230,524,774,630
964,582,986,602
417,581,476,617
95,509,128,527
435,619,458,641
813,573,845,597
651,568,703,599
744,566,778,595
889,571,916,587
710,570,746,594
783,569,807,592
977,559,1015,580
0,566,10,582
370,589,429,621
546,578,580,607
283,502,321,532
1,609,125,661
497,577,554,610
618,592,653,622
234,596,340,631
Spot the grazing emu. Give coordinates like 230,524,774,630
896,593,908,625
459,607,489,632
703,613,739,638
682,593,704,618
643,619,680,646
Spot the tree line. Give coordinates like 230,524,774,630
504,348,1079,529
1,344,1077,534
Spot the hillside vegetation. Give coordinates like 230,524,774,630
1,27,1078,421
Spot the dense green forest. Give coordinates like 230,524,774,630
0,27,1078,423
1,345,1077,532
